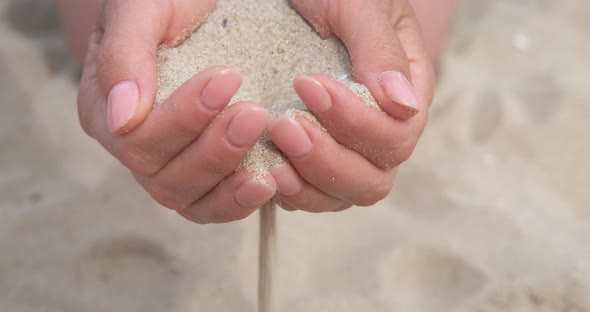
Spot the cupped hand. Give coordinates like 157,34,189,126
268,0,435,212
78,0,276,223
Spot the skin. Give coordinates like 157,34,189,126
57,0,454,223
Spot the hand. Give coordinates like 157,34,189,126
77,0,276,223
268,0,435,212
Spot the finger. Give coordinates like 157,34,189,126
271,165,352,213
84,66,243,176
96,0,217,134
178,170,276,224
327,0,422,120
292,0,422,120
294,74,423,170
268,116,394,206
136,102,271,210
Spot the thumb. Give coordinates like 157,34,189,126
293,0,421,120
96,0,216,134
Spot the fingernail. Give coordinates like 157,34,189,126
268,117,312,158
294,75,332,114
270,165,302,196
380,71,420,114
107,80,139,133
201,68,241,111
226,107,269,148
234,179,274,208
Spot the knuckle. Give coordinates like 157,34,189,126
341,111,367,134
77,106,95,138
274,197,298,211
374,176,394,200
96,41,153,86
144,182,187,210
202,150,238,177
383,136,417,169
393,138,417,165
355,196,378,207
76,81,100,139
203,191,252,223
276,191,309,212
95,45,118,75
305,202,330,213
212,205,251,223
174,110,206,135
177,210,210,225
331,201,353,212
293,193,329,213
113,142,161,175
356,175,393,207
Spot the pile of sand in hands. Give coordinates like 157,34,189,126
156,1,380,311
156,0,378,180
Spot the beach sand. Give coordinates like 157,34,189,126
1,0,590,311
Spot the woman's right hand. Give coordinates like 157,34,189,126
77,0,276,224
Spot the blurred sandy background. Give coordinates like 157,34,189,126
1,0,589,311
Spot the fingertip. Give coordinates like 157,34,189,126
221,100,272,124
378,70,421,120
200,67,243,111
179,170,277,224
270,165,303,196
220,67,243,82
107,80,146,134
268,117,312,158
293,75,332,115
225,105,271,149
98,50,158,135
234,174,277,209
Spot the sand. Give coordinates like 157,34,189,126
156,0,377,180
156,2,379,309
2,0,590,311
258,202,276,312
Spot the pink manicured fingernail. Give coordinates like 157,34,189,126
380,71,420,113
226,108,269,148
268,117,312,158
270,165,302,196
107,80,139,133
234,179,274,208
201,68,241,111
294,75,332,114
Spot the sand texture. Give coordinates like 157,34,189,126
2,0,590,311
156,0,377,179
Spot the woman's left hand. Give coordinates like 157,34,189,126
268,0,435,212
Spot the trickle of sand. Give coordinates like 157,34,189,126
156,0,378,181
